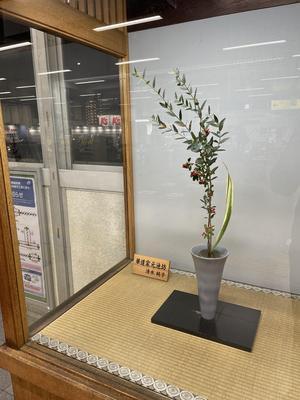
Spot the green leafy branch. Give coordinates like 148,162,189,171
132,67,233,257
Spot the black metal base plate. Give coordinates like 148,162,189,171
151,290,261,352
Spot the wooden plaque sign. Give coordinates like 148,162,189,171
132,254,170,281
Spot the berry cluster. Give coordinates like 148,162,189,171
182,158,207,185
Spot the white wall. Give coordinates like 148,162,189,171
129,4,300,294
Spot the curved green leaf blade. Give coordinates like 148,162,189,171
212,172,233,250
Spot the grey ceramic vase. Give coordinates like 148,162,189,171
191,244,229,320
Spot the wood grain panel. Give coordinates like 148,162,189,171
94,0,103,21
120,58,135,260
102,0,110,24
87,0,96,17
116,0,125,23
109,0,117,24
68,0,78,9
12,376,64,400
0,105,28,348
0,0,126,56
78,0,87,13
0,345,159,400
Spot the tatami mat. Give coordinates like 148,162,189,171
40,265,300,400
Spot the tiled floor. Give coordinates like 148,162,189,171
0,311,13,399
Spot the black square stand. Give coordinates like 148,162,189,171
151,290,261,352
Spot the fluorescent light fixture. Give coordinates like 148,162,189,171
223,40,286,51
16,85,35,89
236,87,264,92
0,41,31,52
38,69,71,76
249,93,273,97
79,93,97,97
292,54,300,57
194,83,219,87
135,119,150,123
0,78,6,81
261,75,299,81
116,57,160,66
75,80,105,85
194,57,283,71
0,95,35,100
131,96,152,100
0,91,11,95
20,97,54,101
130,89,150,93
93,15,162,32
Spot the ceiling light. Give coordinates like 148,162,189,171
38,69,71,76
0,91,11,95
292,54,300,57
261,75,299,81
194,83,219,87
130,89,150,93
0,41,31,51
236,87,264,92
20,97,54,101
75,80,105,85
93,15,162,32
0,78,6,81
0,95,35,100
223,40,286,51
16,85,35,89
249,93,273,97
116,57,160,66
79,93,97,97
131,96,152,100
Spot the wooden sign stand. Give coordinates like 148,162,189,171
132,254,170,281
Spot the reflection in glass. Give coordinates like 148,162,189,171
0,15,127,327
0,20,42,162
61,40,122,165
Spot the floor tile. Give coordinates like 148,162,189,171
0,391,13,399
4,386,13,396
0,370,11,391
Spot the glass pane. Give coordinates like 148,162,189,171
61,39,122,166
0,19,42,163
0,15,127,327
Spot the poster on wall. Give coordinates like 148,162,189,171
10,175,46,301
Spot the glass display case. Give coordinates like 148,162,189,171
0,1,299,400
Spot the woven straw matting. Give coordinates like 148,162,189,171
41,265,300,400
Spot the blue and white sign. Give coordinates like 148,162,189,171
10,175,46,300
10,177,36,208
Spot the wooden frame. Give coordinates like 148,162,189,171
0,0,127,57
0,1,139,399
0,105,28,349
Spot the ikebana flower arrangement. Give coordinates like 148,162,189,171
133,67,233,320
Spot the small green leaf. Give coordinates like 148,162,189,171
191,132,196,140
200,100,207,111
219,118,225,131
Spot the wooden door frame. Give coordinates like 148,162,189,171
0,5,136,399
